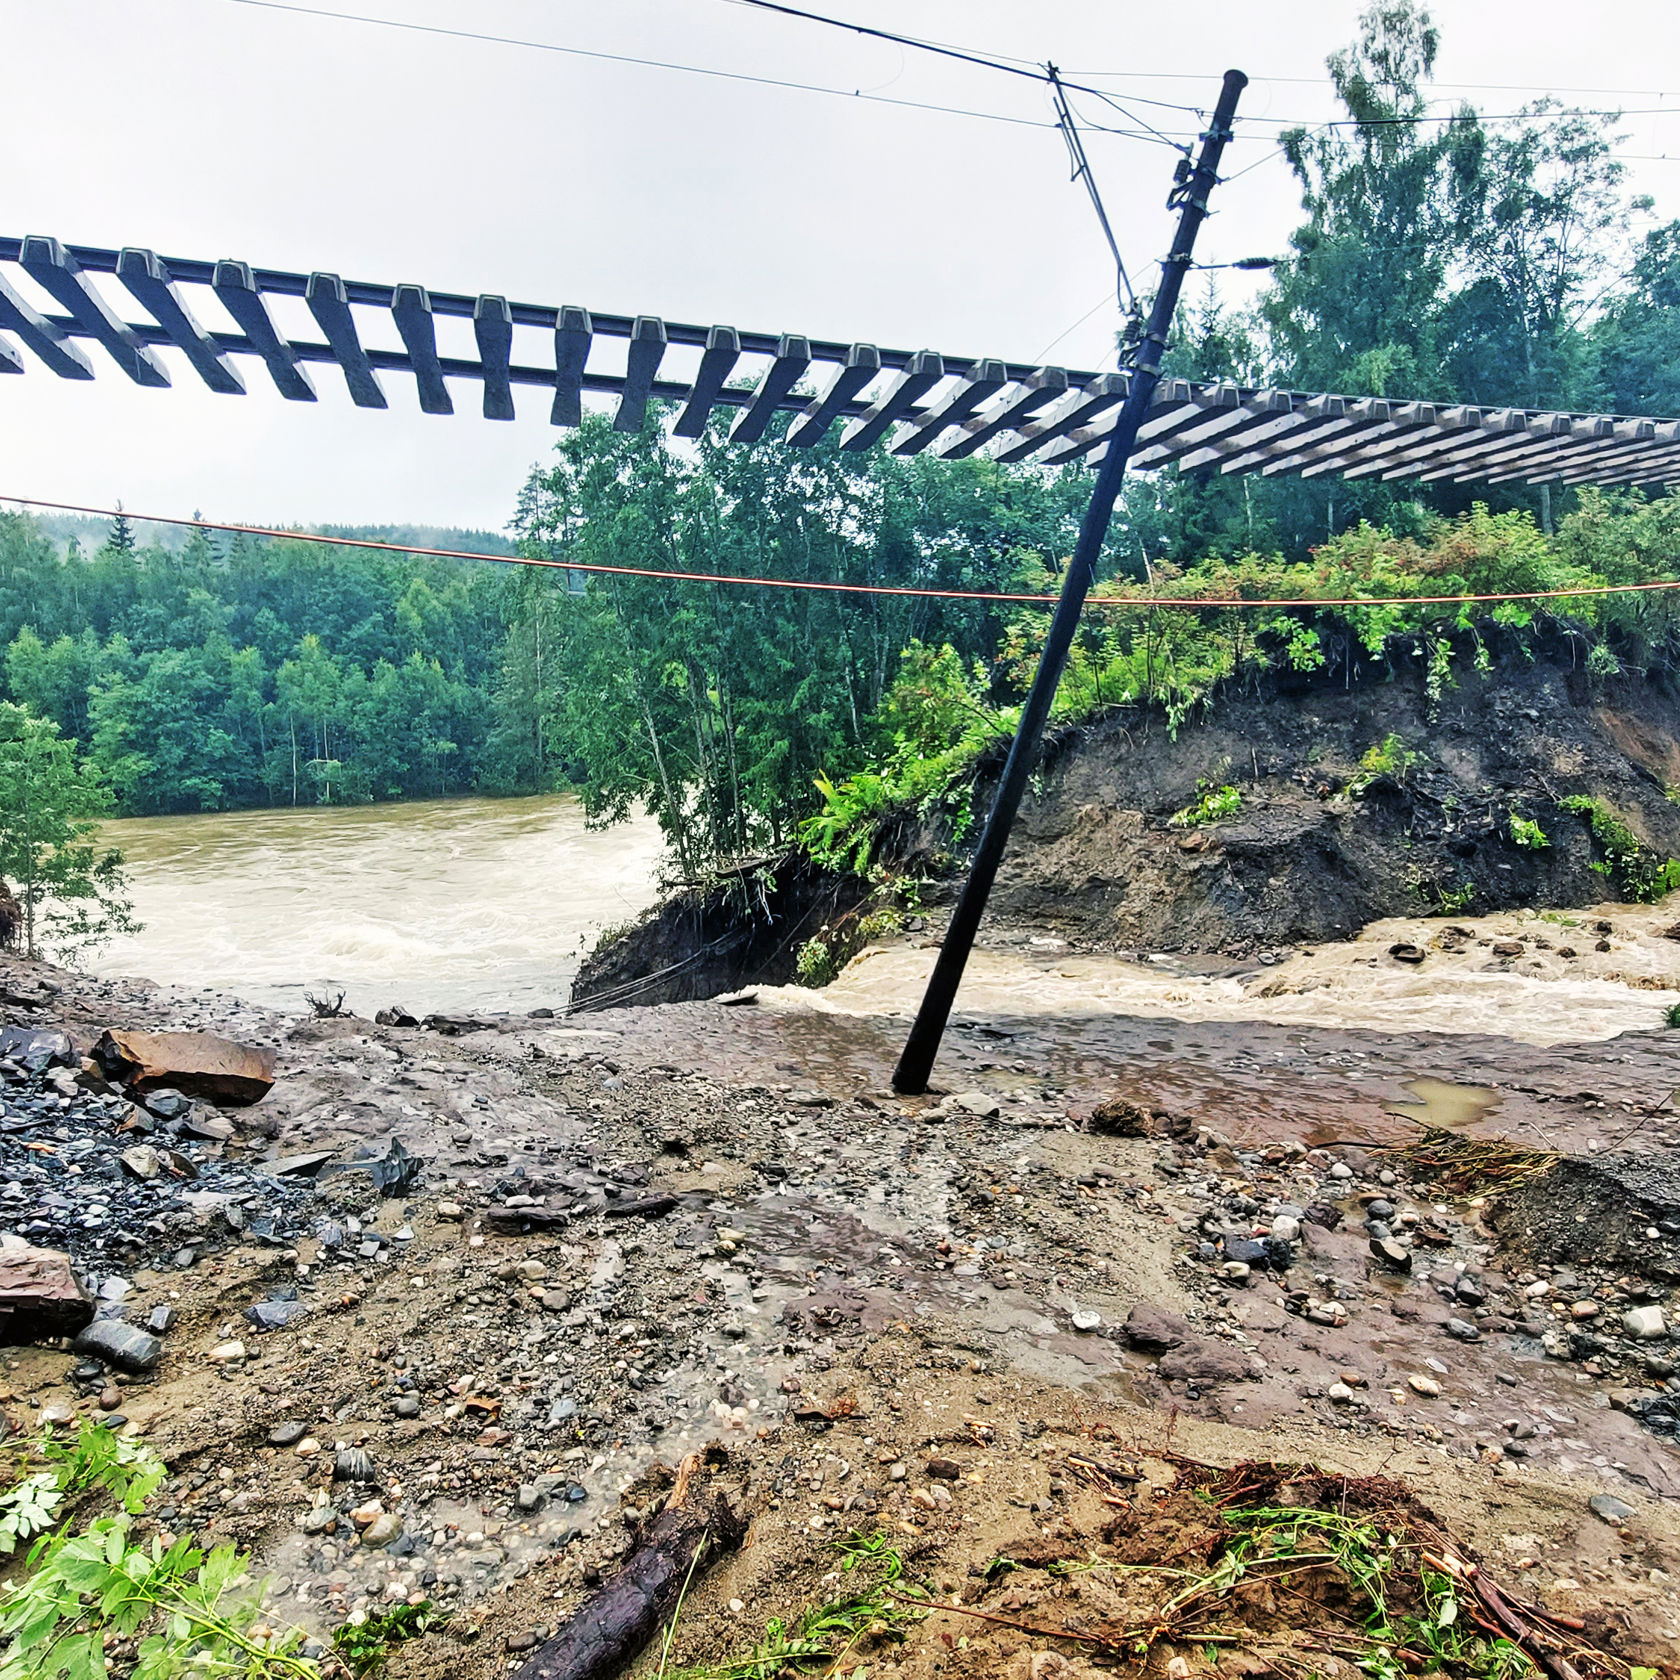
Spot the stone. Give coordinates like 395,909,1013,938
1122,1304,1190,1352
363,1513,403,1546
436,1202,464,1221
118,1146,161,1182
1269,1216,1300,1243
335,1448,375,1482
1221,1262,1251,1284
1454,1275,1487,1306
0,1027,73,1073
925,1457,962,1480
93,1029,275,1106
952,1091,1000,1118
1158,1338,1251,1385
1571,1300,1601,1320
1365,1199,1395,1220
246,1300,308,1331
1589,1493,1635,1526
1408,1374,1442,1396
147,1305,175,1334
516,1484,544,1513
1445,1319,1482,1343
72,1319,163,1373
207,1340,247,1363
1625,1306,1668,1340
1328,1163,1354,1181
0,1244,96,1339
1327,1382,1354,1404
392,1395,420,1418
1070,1309,1101,1332
269,1421,308,1447
1370,1237,1413,1272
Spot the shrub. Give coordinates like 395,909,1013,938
1560,796,1680,902
1508,812,1550,850
1350,733,1424,795
1169,781,1242,828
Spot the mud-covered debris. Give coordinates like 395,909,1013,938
0,1243,95,1339
374,1005,418,1027
512,1452,745,1680
326,1137,423,1197
93,1028,275,1106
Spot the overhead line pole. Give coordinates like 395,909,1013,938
891,67,1248,1096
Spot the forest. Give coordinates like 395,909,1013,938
5,1,1680,876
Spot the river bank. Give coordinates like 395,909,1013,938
4,924,1680,1676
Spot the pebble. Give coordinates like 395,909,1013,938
1328,1163,1354,1180
1221,1261,1251,1284
1408,1374,1442,1397
208,1340,247,1364
1070,1309,1101,1332
1327,1382,1354,1404
1625,1306,1668,1340
436,1202,464,1221
269,1421,307,1447
1269,1216,1300,1243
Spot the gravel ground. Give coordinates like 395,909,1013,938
5,947,1680,1677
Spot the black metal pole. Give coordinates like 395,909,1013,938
892,69,1247,1096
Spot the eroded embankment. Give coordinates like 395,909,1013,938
576,648,1680,1007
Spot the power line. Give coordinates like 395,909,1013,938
8,495,1680,614
219,0,1058,132
719,0,1210,122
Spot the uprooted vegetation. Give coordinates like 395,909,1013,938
646,1455,1648,1680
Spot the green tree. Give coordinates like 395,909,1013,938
0,702,136,959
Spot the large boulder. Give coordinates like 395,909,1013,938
93,1029,274,1107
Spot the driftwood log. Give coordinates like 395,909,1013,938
513,1453,747,1680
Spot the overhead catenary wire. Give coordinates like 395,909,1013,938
218,0,1060,132
8,494,1680,615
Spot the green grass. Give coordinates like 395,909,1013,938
658,1532,926,1680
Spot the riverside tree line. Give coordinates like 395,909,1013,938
6,0,1680,904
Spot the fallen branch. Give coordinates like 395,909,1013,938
513,1453,746,1680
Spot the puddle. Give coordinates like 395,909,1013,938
1382,1077,1503,1131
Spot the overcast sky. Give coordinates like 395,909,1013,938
4,0,1678,533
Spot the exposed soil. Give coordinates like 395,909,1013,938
584,649,1680,1007
7,930,1680,1677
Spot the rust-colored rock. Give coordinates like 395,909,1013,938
94,1029,275,1107
0,1245,95,1340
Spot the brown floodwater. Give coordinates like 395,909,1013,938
91,796,664,1017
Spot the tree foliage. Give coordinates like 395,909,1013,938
0,702,134,959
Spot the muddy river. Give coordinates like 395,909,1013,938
91,796,665,1017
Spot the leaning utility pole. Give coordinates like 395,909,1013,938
892,69,1248,1095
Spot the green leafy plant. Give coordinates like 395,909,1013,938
331,1602,441,1677
658,1532,925,1680
1168,781,1242,828
1665,1001,1680,1029
1560,796,1680,901
794,935,839,988
1508,811,1550,850
0,1420,350,1680
1350,732,1424,795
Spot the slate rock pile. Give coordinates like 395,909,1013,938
0,1023,320,1271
